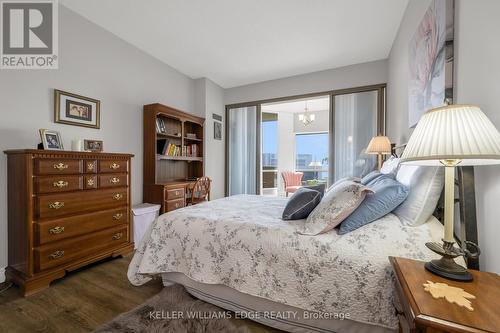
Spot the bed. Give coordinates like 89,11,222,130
128,194,469,333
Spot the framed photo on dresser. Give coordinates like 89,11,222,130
54,89,101,129
39,129,64,150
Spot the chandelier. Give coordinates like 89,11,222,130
298,101,315,126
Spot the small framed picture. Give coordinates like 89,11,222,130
84,139,103,152
214,121,222,140
54,89,100,129
39,129,64,150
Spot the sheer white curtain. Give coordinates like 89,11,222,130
228,106,257,195
333,91,377,181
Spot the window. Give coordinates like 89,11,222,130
295,133,328,183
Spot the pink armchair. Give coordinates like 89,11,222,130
281,171,303,197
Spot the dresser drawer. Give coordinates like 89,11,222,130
165,187,184,200
34,207,129,245
35,188,128,219
34,225,128,272
35,159,82,175
99,160,128,173
166,198,185,211
99,173,128,188
34,175,83,194
84,160,97,173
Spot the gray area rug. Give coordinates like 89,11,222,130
94,284,252,333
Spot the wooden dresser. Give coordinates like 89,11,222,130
4,149,134,296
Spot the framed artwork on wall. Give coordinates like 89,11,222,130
214,121,222,140
408,0,454,128
54,89,101,129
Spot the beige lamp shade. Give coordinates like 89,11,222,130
366,136,392,155
401,104,500,166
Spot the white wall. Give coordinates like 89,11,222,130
0,6,197,282
387,0,500,273
195,78,226,199
225,60,388,105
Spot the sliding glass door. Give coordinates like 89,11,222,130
226,106,259,195
331,87,384,181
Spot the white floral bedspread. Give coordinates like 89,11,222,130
128,195,443,329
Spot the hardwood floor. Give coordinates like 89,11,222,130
0,255,162,332
0,255,280,333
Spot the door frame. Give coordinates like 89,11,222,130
225,83,386,196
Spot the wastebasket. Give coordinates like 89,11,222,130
132,203,161,249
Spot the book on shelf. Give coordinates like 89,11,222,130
183,144,199,157
157,142,182,157
156,118,167,134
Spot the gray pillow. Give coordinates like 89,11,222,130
282,187,322,220
339,175,409,234
302,183,326,195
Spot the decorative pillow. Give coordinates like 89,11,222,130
302,183,326,196
282,188,322,220
393,165,444,226
325,176,361,193
381,156,400,175
339,175,409,234
301,181,372,235
361,170,382,185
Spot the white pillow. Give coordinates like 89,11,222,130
393,165,444,226
381,156,400,175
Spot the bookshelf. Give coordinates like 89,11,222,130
143,103,204,212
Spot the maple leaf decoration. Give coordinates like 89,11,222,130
423,280,476,311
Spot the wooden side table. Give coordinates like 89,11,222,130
389,257,500,333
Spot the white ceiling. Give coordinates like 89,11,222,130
262,96,329,113
60,0,408,88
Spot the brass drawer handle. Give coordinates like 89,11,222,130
110,163,120,170
112,193,123,200
175,202,180,208
87,162,95,171
113,213,123,220
53,180,69,188
110,177,120,184
48,201,65,209
112,232,123,240
53,163,68,171
175,190,180,196
87,178,95,186
49,226,65,234
49,250,64,260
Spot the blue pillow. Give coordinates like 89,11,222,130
339,175,409,234
282,187,322,220
361,170,381,185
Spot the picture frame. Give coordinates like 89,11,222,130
54,89,101,129
214,121,222,140
84,139,103,152
408,0,454,127
39,129,64,150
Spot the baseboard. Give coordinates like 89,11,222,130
0,267,5,283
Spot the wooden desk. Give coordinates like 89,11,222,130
390,257,500,333
144,180,196,214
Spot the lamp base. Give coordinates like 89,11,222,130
425,259,472,281
424,241,474,282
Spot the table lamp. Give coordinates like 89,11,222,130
366,135,392,170
401,104,500,281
